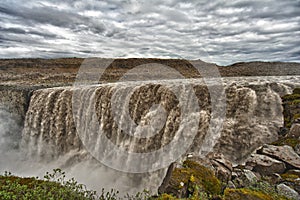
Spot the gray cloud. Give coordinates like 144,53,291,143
0,0,299,65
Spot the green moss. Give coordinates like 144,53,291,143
293,88,300,94
282,93,300,101
169,160,221,197
289,99,300,105
154,193,177,200
224,188,288,200
280,173,300,184
272,137,300,148
281,173,299,180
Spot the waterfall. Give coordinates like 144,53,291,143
0,76,300,195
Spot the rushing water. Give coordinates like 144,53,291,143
0,76,300,195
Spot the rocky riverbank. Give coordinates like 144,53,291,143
157,88,300,200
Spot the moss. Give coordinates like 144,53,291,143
224,188,288,200
154,193,177,200
282,93,300,101
168,160,221,197
289,99,300,105
280,173,300,183
293,88,300,94
272,137,300,148
281,173,299,180
293,113,300,120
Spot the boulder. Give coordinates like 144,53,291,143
158,160,221,198
245,153,286,176
278,127,289,136
208,153,233,183
295,144,300,155
188,154,233,183
258,144,300,169
232,169,258,188
276,183,300,200
288,124,300,138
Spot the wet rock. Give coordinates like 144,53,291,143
245,153,286,176
258,144,300,169
276,183,300,200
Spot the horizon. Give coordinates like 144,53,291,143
1,57,300,67
0,0,299,65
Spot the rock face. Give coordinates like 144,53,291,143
157,87,300,199
277,183,300,200
282,88,300,128
258,145,300,170
245,153,286,176
0,86,31,123
288,124,300,138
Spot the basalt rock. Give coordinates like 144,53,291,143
245,153,286,176
258,145,300,170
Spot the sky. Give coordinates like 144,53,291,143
0,0,299,65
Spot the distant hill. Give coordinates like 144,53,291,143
0,58,299,87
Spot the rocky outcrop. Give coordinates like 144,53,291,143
157,88,300,200
158,159,222,198
245,153,286,175
277,183,300,200
258,145,300,170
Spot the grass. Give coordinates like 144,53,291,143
0,169,150,200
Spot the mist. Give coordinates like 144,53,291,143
0,107,164,196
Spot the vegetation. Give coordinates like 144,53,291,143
0,169,150,200
1,167,294,200
272,137,300,148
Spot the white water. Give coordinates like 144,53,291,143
0,76,300,195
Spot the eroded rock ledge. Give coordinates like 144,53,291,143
157,88,300,200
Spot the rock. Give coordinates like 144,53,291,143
295,144,300,155
243,170,258,184
158,162,176,195
188,154,233,183
279,127,289,136
232,169,258,188
246,153,286,176
227,181,236,189
288,124,300,138
224,188,276,200
264,173,282,185
158,160,221,198
286,169,300,177
207,153,233,183
207,153,233,172
258,144,300,169
280,170,300,194
276,183,300,200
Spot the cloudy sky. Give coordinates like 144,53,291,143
0,0,299,65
